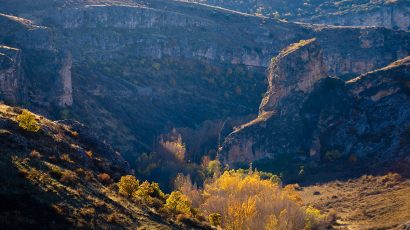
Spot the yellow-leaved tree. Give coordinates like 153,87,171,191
118,175,139,197
199,170,325,230
16,109,40,132
165,191,191,215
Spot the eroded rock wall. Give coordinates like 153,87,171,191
0,45,22,103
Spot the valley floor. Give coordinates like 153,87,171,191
299,174,410,229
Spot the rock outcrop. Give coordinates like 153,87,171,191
0,45,22,103
304,2,410,31
259,39,327,113
56,52,73,107
223,39,329,164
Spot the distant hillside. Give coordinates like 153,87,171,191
188,0,410,30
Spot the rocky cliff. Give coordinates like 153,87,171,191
221,41,410,179
56,53,73,107
191,0,410,31
222,39,330,164
259,39,328,113
0,45,22,104
306,2,410,31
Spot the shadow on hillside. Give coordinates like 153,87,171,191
250,155,410,186
299,159,410,186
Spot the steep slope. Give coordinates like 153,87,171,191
0,0,408,167
0,103,207,229
221,39,410,181
189,0,410,31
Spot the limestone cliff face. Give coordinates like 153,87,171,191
315,27,409,79
194,0,409,31
223,39,328,164
54,5,210,29
315,56,410,160
306,4,410,31
56,53,73,107
259,39,327,113
0,45,22,103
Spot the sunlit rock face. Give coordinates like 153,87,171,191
192,0,410,31
259,39,327,113
56,52,73,107
222,37,410,169
306,4,410,31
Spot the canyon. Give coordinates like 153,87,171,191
0,0,408,183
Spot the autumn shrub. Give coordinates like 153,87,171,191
134,181,154,198
150,182,166,200
85,150,93,158
70,131,79,138
208,213,222,227
29,150,41,159
60,171,78,184
76,168,94,182
79,207,96,218
165,191,192,215
60,153,74,163
106,213,121,224
200,169,320,230
16,109,40,132
98,173,113,185
49,165,64,179
75,168,85,176
118,175,139,197
304,206,326,230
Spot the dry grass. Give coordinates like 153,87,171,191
299,173,410,229
280,38,316,56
